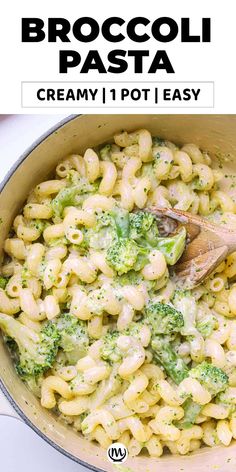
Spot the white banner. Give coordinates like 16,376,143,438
22,81,214,108
0,0,234,112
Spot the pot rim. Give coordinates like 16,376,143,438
0,113,104,472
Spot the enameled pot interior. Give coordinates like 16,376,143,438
1,114,236,472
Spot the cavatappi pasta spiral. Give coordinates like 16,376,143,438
1,129,236,458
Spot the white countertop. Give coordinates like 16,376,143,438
0,114,89,472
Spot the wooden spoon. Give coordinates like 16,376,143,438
148,206,236,288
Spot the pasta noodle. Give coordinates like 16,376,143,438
0,128,235,458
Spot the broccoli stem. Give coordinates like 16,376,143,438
51,186,78,217
100,144,112,161
0,313,39,355
152,336,189,384
111,208,130,238
0,313,60,379
175,399,202,429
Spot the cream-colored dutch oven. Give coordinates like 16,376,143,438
0,114,236,472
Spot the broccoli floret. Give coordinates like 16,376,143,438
129,212,186,265
100,323,146,364
190,361,228,396
0,276,8,290
0,313,60,379
151,335,189,384
85,211,117,251
100,330,122,363
87,206,130,252
56,313,89,364
116,270,142,286
196,315,217,338
145,302,184,335
106,238,143,275
129,211,159,247
115,272,156,293
104,209,152,275
51,176,97,217
156,227,186,265
143,301,187,384
67,170,99,191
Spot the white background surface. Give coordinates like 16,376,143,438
0,114,89,472
0,0,235,112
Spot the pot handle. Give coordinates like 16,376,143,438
0,386,21,419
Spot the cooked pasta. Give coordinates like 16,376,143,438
0,129,236,459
